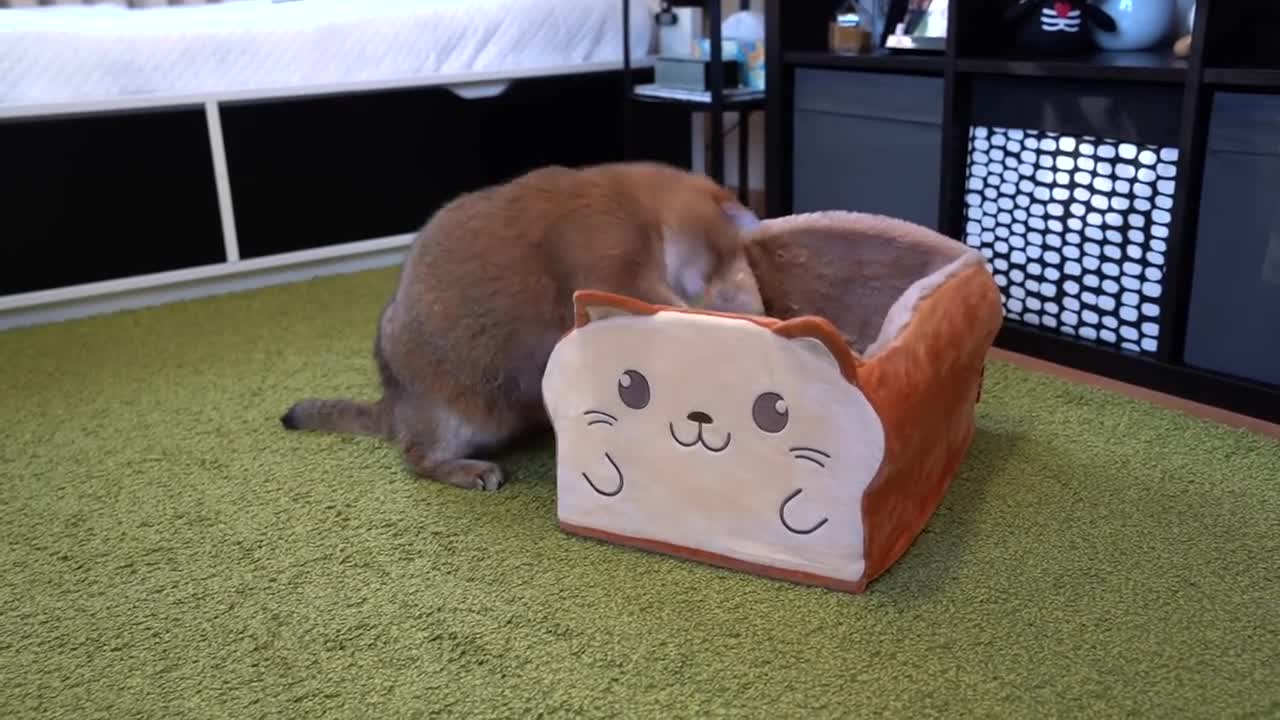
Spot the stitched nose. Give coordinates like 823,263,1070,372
687,411,713,425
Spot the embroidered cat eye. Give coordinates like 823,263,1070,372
617,369,650,410
752,392,789,433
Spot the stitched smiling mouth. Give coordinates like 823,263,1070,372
582,452,624,497
669,411,731,453
779,488,829,535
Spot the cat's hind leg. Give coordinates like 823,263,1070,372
392,396,509,492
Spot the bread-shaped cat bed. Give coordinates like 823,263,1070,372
542,211,1004,593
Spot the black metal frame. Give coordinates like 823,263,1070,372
765,0,1280,426
622,0,761,205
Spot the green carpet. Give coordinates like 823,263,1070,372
2,268,1278,719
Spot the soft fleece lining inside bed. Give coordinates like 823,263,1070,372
746,212,986,358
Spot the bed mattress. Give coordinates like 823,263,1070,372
0,0,657,108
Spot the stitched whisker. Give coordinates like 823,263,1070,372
793,454,827,468
788,446,831,459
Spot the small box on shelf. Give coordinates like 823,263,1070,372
654,56,741,92
655,4,702,58
828,0,873,55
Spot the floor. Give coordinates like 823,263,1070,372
991,348,1280,441
1,267,1277,718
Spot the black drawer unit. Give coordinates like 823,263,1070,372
1182,90,1280,389
0,108,226,296
791,68,945,230
220,71,690,259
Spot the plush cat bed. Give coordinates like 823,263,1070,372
541,211,1005,593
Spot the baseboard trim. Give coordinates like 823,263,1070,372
989,348,1280,441
0,236,412,332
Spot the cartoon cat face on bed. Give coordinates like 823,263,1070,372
543,292,888,582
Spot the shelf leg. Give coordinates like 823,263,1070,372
738,110,750,206
707,113,723,185
707,0,725,185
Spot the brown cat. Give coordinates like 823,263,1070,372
280,161,765,491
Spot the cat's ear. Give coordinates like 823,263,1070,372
789,336,844,370
772,316,864,382
573,290,661,328
721,201,762,237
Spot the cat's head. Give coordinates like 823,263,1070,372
657,174,766,316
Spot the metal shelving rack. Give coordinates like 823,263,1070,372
622,0,763,205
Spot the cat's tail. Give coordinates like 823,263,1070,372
284,303,400,440
280,397,391,439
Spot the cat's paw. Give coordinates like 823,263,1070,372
417,458,506,492
446,460,505,492
471,464,505,492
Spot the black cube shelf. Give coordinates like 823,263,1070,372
766,0,1280,425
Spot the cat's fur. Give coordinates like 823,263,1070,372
280,162,765,491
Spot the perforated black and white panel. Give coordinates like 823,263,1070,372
962,125,1177,355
